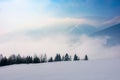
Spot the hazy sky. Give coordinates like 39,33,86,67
0,0,120,59
0,0,120,35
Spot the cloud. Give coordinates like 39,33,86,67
0,0,50,30
0,0,120,60
0,13,97,36
70,35,120,59
0,32,120,60
102,16,120,26
0,0,102,36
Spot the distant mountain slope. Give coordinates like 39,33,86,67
93,23,120,45
27,24,97,38
68,24,97,36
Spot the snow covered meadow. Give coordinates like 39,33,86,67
0,0,120,80
0,59,120,80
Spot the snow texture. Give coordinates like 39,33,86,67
0,59,120,80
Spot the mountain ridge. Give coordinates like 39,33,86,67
92,23,120,45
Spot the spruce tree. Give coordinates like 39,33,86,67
0,57,8,66
16,54,22,64
26,56,33,64
84,54,88,60
48,57,53,62
64,53,71,61
54,54,61,62
8,54,17,64
33,56,40,63
73,54,80,61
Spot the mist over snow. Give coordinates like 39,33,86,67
0,0,120,60
0,29,120,59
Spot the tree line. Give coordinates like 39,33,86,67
0,53,88,67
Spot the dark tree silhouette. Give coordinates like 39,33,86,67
48,57,53,62
73,54,80,61
33,56,40,63
54,54,61,62
0,57,8,66
16,54,22,64
26,56,33,64
8,54,17,64
84,54,88,60
64,53,71,61
0,53,88,67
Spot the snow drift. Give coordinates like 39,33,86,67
0,59,120,80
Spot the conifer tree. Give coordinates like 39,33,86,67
48,57,53,62
54,54,61,61
33,56,40,63
0,57,8,66
84,54,88,60
64,53,71,61
73,54,80,61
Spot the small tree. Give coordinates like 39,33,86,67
54,54,61,62
48,57,53,62
64,53,71,61
26,56,33,64
8,54,17,64
0,57,8,66
16,54,22,64
84,54,88,61
58,54,61,61
73,54,80,61
33,56,40,63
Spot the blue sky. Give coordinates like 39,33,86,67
49,0,120,17
0,0,120,16
21,0,120,17
30,0,120,17
0,0,120,35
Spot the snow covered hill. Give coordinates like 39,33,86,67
0,59,120,80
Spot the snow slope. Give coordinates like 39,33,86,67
0,59,120,80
